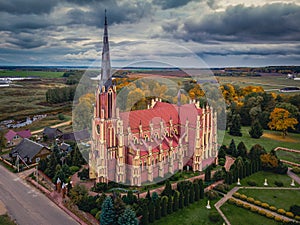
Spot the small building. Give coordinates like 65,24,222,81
10,138,51,164
43,127,63,140
5,129,32,147
59,143,72,152
62,129,90,142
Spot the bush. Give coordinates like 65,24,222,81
286,212,294,218
233,193,241,198
292,167,300,174
277,208,286,215
206,190,219,200
261,203,270,209
290,205,300,216
90,208,98,216
250,207,258,212
228,198,236,204
266,213,274,219
240,194,247,200
295,215,300,221
218,158,226,166
58,113,65,120
247,181,257,186
214,183,230,193
274,181,284,187
269,206,277,211
246,197,255,203
274,216,283,222
208,212,221,223
236,201,243,207
258,210,266,216
95,211,101,220
243,204,250,209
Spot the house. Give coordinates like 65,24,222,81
59,143,72,152
5,129,32,146
62,129,90,142
10,138,51,164
43,127,63,140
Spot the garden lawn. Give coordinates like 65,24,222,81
151,198,224,225
276,150,300,164
0,70,64,78
238,189,300,212
221,202,280,225
221,126,300,152
0,215,16,225
239,171,299,187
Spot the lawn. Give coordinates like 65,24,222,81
238,189,300,212
0,215,16,225
221,202,280,225
151,198,224,225
238,171,298,188
0,70,64,78
276,150,300,164
221,126,300,152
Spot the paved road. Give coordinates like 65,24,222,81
0,165,79,225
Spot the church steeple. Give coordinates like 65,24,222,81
100,9,112,88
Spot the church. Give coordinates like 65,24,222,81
89,12,218,186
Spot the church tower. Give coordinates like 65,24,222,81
89,10,125,183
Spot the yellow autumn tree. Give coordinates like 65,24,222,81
268,108,298,137
188,84,205,99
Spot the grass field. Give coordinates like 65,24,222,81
151,198,224,225
238,171,298,188
276,150,300,164
0,215,16,225
238,189,300,211
221,126,300,152
0,70,64,78
221,202,280,225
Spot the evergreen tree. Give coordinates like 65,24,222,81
184,189,189,206
194,183,200,201
155,199,161,220
100,196,116,225
148,202,155,223
173,191,179,211
204,166,211,182
189,186,195,203
229,113,242,136
218,145,227,160
45,145,60,178
141,205,149,225
248,144,266,161
228,139,237,157
249,120,263,138
114,197,126,220
161,180,172,197
237,141,247,158
72,146,85,167
161,196,168,217
167,196,173,214
118,207,138,225
146,190,151,202
198,179,204,199
151,192,159,203
179,192,184,209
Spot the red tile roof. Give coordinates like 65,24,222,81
5,130,17,141
5,129,32,141
17,129,32,139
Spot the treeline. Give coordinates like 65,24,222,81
46,86,76,104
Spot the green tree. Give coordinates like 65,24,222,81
161,196,168,217
72,146,85,167
184,189,189,206
218,145,226,160
248,144,266,161
151,192,159,203
140,205,149,225
189,185,195,203
237,141,247,158
228,139,237,157
204,166,211,182
145,190,151,202
194,182,200,201
161,180,172,197
199,179,204,199
178,191,184,209
148,202,155,223
249,120,263,139
118,207,138,225
173,191,179,211
0,130,6,153
100,196,116,225
69,184,88,206
229,113,242,136
114,196,126,220
167,196,173,214
155,199,161,220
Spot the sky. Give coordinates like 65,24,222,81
0,0,300,68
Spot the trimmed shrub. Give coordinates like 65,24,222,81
247,180,257,186
233,193,241,198
261,203,270,209
274,181,284,187
292,167,300,174
243,204,250,210
236,201,243,207
286,212,294,218
90,208,98,216
250,207,258,212
206,190,219,200
70,166,80,174
218,158,226,166
274,216,283,222
208,212,221,223
266,213,274,219
240,194,247,200
295,215,300,221
228,198,236,204
246,197,255,203
277,208,286,215
254,200,262,206
258,210,266,216
269,206,277,211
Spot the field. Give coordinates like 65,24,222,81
221,202,280,225
237,171,298,188
221,126,300,152
276,150,300,164
151,198,223,225
0,215,16,225
0,78,71,123
0,70,64,78
238,189,300,211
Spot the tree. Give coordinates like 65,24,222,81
237,141,247,158
228,139,237,157
72,146,85,167
198,179,204,199
145,190,151,202
173,191,179,211
155,199,161,220
194,183,200,201
161,180,172,197
0,130,6,153
140,205,149,225
218,145,226,160
204,166,211,182
248,144,266,161
189,185,195,203
69,184,88,205
148,202,155,223
118,207,138,225
268,108,298,136
167,196,173,214
229,113,242,136
161,196,168,217
152,192,159,203
100,196,116,225
178,191,184,209
249,120,263,138
114,196,126,220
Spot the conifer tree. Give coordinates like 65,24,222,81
155,199,161,220
204,166,211,182
249,120,263,139
162,180,172,197
141,205,149,225
167,196,173,214
100,196,116,225
229,113,242,136
148,202,155,223
161,196,168,217
189,186,195,203
117,207,138,225
228,139,237,157
199,179,204,199
194,182,200,201
237,141,247,158
184,189,189,206
173,191,179,211
179,192,184,209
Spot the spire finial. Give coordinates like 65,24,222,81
104,9,107,26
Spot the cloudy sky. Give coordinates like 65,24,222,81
0,0,300,68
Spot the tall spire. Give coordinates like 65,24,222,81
100,9,112,88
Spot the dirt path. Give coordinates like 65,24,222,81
31,120,72,134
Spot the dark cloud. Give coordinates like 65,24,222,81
7,33,47,49
61,37,90,43
152,0,194,9
172,3,300,43
0,0,58,15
